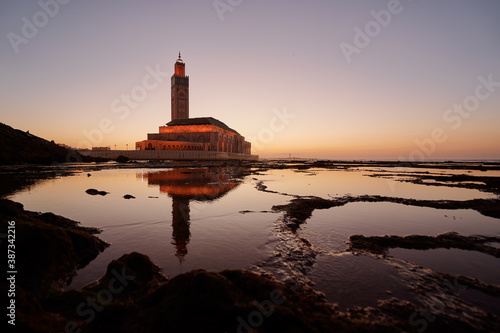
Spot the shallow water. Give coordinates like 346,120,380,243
297,201,500,308
299,202,500,253
308,253,416,310
256,168,496,200
388,248,500,285
8,167,286,288
6,165,500,309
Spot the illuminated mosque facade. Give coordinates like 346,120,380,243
136,54,252,155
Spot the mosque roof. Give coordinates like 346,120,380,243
166,117,240,135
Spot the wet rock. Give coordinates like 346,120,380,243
0,199,108,332
13,228,500,332
272,196,339,231
36,253,341,333
348,232,500,258
272,195,500,233
0,199,108,298
370,172,500,196
86,188,108,196
256,180,279,194
116,155,129,163
85,252,167,301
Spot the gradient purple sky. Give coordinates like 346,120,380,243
1,0,499,159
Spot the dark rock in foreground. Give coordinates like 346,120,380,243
123,194,135,199
0,199,108,331
71,256,322,332
19,251,340,332
23,251,500,333
23,252,418,333
0,199,108,297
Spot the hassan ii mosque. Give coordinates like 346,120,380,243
135,53,252,155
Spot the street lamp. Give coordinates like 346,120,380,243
126,144,128,150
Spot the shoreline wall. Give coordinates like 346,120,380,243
77,149,258,161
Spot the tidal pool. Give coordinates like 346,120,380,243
255,168,497,200
307,253,416,310
6,164,500,312
298,202,500,253
8,167,286,288
389,248,500,285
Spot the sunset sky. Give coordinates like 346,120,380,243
1,0,499,160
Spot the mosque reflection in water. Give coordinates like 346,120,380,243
141,167,243,262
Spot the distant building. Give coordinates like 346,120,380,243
136,54,252,155
92,146,110,151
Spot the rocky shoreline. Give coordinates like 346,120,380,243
0,199,414,332
2,159,500,332
2,195,499,332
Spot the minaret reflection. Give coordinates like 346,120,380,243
142,167,243,263
171,196,190,262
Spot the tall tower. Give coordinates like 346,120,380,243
171,52,189,120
